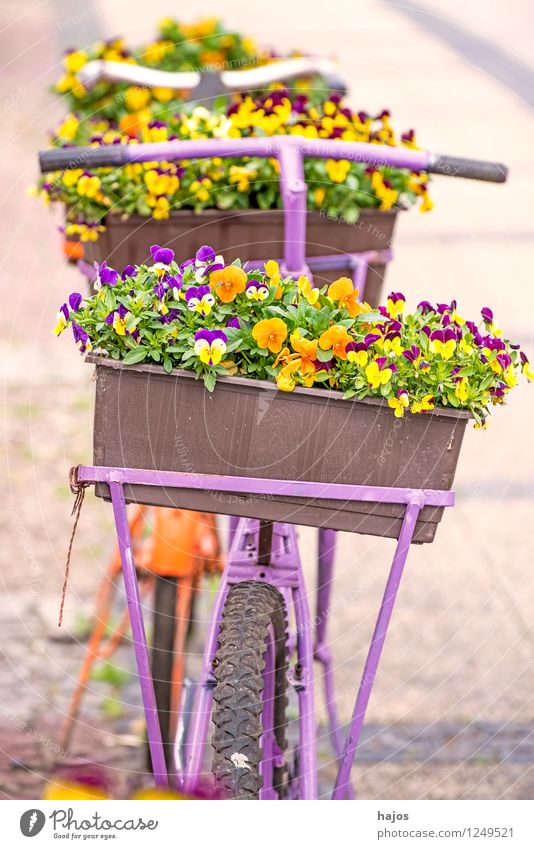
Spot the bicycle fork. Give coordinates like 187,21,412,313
181,518,318,800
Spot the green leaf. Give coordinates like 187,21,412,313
354,311,382,323
203,371,216,392
163,357,173,373
122,348,147,365
316,348,333,363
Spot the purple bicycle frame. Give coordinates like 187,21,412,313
74,465,454,799
65,136,471,797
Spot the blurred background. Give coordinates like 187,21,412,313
1,0,533,800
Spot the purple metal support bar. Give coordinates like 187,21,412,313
332,494,424,799
77,467,454,510
107,479,168,786
315,527,355,798
277,142,310,277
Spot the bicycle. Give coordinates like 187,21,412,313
57,58,348,769
40,134,507,799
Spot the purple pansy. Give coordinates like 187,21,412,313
481,307,493,324
121,264,137,280
245,280,270,301
195,245,216,265
153,281,167,301
417,300,434,314
150,244,174,265
69,292,82,312
164,273,182,289
94,260,119,288
364,333,381,347
227,316,242,329
193,329,228,366
375,356,397,373
179,258,195,274
346,341,368,354
402,344,420,363
185,284,215,316
71,322,91,353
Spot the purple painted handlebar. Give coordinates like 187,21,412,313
39,135,508,182
39,136,507,275
41,136,431,173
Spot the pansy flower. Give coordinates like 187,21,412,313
453,373,469,402
412,394,435,414
150,244,174,265
382,330,403,357
69,292,83,312
194,329,227,366
72,322,92,353
291,331,318,375
328,277,362,317
429,328,456,360
164,274,183,300
94,260,118,290
252,317,288,353
54,303,70,336
264,260,283,298
364,332,382,348
276,358,301,392
365,357,396,388
185,285,215,316
298,275,319,305
346,341,369,367
481,306,502,337
193,245,224,282
386,291,406,318
105,303,131,336
481,307,493,324
418,300,435,315
318,325,352,360
388,388,409,418
209,265,247,303
121,264,137,281
245,280,270,302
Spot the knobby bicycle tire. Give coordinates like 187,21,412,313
211,581,289,799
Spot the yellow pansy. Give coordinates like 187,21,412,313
298,275,319,305
325,159,351,184
412,394,435,414
125,86,151,112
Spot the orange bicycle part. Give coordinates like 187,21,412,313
63,238,84,263
59,506,222,756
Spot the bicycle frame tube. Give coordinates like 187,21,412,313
75,465,453,798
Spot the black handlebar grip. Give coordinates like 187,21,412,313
39,145,128,173
428,154,508,183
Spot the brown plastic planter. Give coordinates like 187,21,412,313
88,355,469,543
83,208,399,306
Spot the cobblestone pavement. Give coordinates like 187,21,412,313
1,0,533,799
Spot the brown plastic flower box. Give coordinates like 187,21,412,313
83,208,399,306
88,354,469,543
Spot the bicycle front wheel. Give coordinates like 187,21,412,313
211,581,289,799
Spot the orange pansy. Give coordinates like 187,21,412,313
291,334,318,374
327,277,363,318
209,265,247,303
318,325,352,360
252,318,288,353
